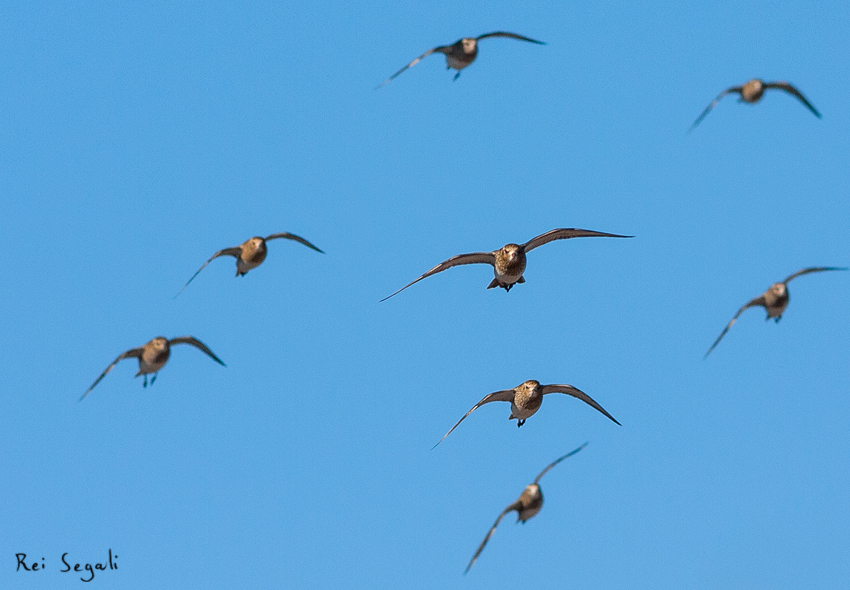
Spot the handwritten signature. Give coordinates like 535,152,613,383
15,550,118,582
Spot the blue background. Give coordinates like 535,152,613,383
2,1,848,588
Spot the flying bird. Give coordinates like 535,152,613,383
689,78,821,131
381,228,631,301
465,443,588,574
176,232,324,296
80,336,226,400
704,267,847,358
377,31,545,87
434,380,619,448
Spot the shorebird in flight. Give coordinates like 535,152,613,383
381,227,631,301
689,79,821,131
176,232,324,296
434,380,619,448
80,336,226,400
704,267,847,357
465,443,588,574
377,31,545,87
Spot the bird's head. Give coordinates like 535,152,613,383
520,379,541,394
523,483,542,501
150,337,169,351
747,78,764,91
502,243,522,260
770,283,787,297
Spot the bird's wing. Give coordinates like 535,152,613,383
533,442,589,484
376,46,446,88
264,232,324,253
782,266,847,284
522,228,632,253
764,82,822,118
168,337,226,366
433,389,516,448
80,347,144,401
380,252,496,301
704,295,767,358
541,385,621,425
475,31,545,44
174,247,242,297
688,86,742,132
464,502,521,574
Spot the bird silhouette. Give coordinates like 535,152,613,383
434,380,619,447
704,267,846,357
176,232,323,296
381,228,631,301
80,336,226,400
465,443,588,574
689,79,821,131
377,31,544,87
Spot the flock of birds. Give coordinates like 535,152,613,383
79,30,843,574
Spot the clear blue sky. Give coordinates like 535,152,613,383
2,1,849,588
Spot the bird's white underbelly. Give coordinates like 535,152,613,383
510,402,538,420
446,56,471,71
237,258,262,274
518,505,541,521
138,358,167,375
766,306,785,318
496,270,523,285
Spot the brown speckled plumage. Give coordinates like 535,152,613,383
80,336,226,400
689,78,822,131
433,380,619,447
465,444,587,574
381,228,631,301
176,232,324,296
704,266,847,357
377,31,545,87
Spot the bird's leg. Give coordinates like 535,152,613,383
453,71,461,81
504,284,513,293
775,316,781,323
517,419,525,428
143,374,148,388
150,373,158,386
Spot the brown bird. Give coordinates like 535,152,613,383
704,267,847,358
689,78,821,131
377,31,545,87
381,228,631,301
465,443,588,574
176,232,324,296
434,380,619,448
80,336,226,400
